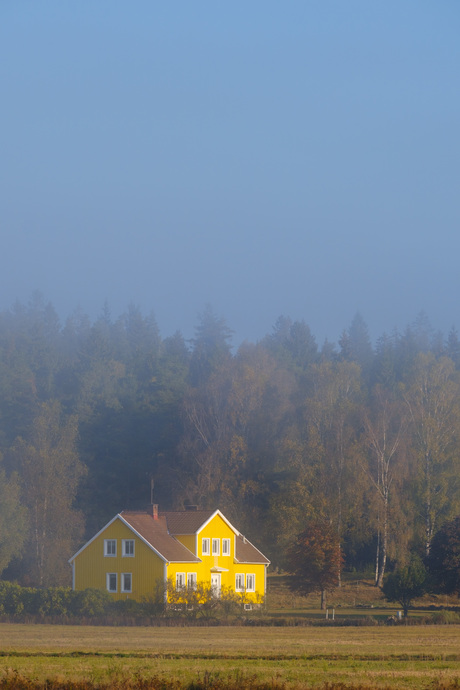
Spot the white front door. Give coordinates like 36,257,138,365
211,573,221,597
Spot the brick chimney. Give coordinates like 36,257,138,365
148,504,159,519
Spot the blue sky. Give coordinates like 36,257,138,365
1,2,459,346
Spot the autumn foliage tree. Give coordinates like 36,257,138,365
11,401,86,586
287,520,343,609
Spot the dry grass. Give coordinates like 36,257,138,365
0,579,458,688
266,574,460,618
0,623,460,688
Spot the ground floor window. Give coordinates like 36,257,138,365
187,572,197,590
176,572,185,590
106,573,117,592
246,573,255,592
235,573,255,592
235,573,245,592
121,573,132,593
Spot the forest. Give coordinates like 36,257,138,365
0,293,459,590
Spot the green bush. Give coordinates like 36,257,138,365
34,587,74,617
71,588,112,617
0,581,32,616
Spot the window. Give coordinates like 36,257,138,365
235,573,245,592
121,573,132,593
246,574,255,592
104,539,116,557
122,539,135,557
211,572,221,596
187,572,197,590
222,538,231,556
106,573,117,592
202,538,210,556
176,572,185,590
212,538,220,556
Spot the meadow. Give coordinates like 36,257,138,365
0,623,460,689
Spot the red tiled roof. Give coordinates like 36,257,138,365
120,512,200,563
235,534,270,565
160,509,215,535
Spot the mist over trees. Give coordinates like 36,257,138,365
1,294,460,588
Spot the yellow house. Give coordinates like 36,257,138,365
69,506,270,605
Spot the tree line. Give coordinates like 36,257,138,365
1,293,460,589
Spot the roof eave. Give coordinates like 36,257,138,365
68,513,121,564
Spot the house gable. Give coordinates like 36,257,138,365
71,506,270,603
70,514,167,598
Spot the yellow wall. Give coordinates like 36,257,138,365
170,513,266,602
174,534,196,554
73,512,267,604
72,517,165,601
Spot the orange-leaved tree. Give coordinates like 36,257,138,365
287,520,343,610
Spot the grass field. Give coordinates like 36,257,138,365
0,623,460,688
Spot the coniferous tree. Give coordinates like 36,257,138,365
428,516,460,595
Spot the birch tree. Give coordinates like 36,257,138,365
404,354,460,555
364,385,407,586
0,461,27,575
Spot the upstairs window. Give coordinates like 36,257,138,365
222,539,231,556
122,539,135,557
104,539,116,557
106,573,117,592
212,538,220,556
202,538,210,556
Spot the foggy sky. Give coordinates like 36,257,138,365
1,2,459,346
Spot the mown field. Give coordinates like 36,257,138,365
0,623,460,689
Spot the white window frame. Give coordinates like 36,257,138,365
187,572,197,590
176,572,186,590
246,573,255,592
222,538,231,556
121,573,132,593
122,539,135,557
212,538,220,556
104,539,117,557
202,538,210,556
235,573,245,592
106,572,117,592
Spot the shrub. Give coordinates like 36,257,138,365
429,609,460,625
0,581,32,616
71,588,112,617
34,587,74,617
